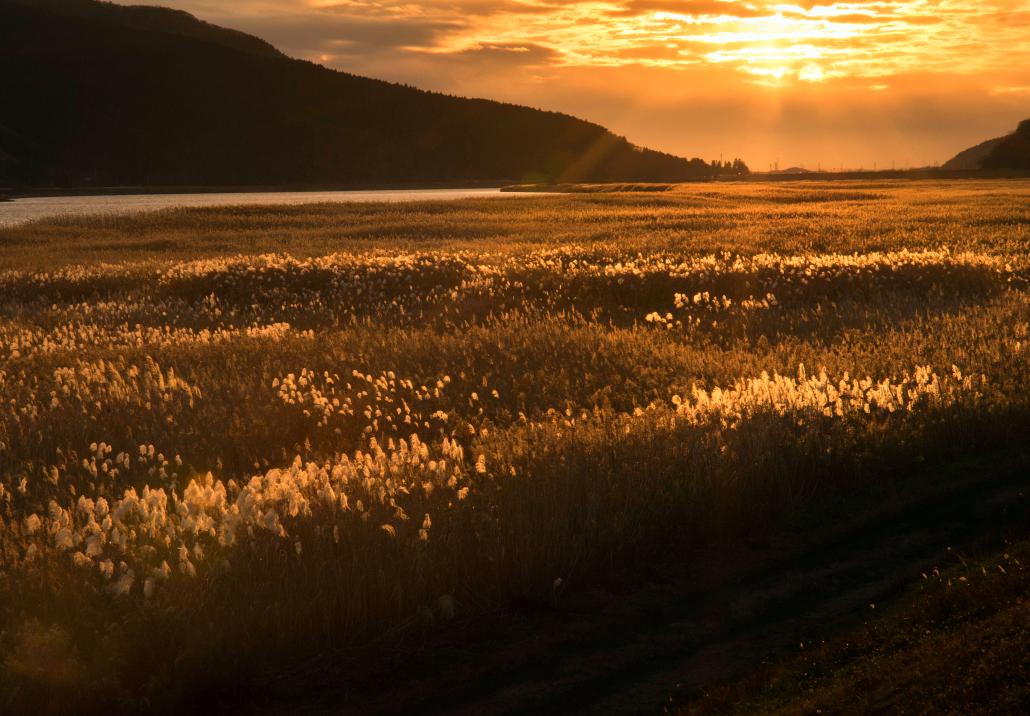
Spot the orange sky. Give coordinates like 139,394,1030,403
123,1,1030,168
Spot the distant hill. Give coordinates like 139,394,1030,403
944,119,1030,171
981,119,1030,170
16,0,285,59
0,0,713,187
943,136,1006,170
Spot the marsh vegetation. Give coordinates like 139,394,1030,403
1,180,1029,712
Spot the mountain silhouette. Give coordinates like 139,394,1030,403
13,0,285,59
980,119,1030,170
0,0,714,187
942,136,1006,170
944,119,1030,171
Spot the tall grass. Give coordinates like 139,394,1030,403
1,180,1029,712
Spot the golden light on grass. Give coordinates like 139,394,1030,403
2,180,1030,711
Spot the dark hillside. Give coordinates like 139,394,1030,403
13,0,285,58
982,119,1030,170
942,136,1005,170
0,0,713,187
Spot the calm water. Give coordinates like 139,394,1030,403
0,188,516,227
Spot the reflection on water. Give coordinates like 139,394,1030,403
0,188,514,227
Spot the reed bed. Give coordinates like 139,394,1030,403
1,180,1029,712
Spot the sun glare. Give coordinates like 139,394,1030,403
417,0,1025,87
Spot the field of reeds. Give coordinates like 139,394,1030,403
2,180,1029,712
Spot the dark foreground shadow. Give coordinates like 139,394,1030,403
230,448,1030,715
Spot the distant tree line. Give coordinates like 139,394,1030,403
711,158,751,177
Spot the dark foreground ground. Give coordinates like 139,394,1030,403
678,530,1030,714
234,448,1029,715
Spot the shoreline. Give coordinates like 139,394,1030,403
739,167,1030,181
5,170,1029,203
5,169,1029,201
501,169,1030,192
0,179,513,201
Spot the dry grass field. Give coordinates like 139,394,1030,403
2,180,1029,712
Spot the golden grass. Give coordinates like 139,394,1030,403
1,179,1029,711
2,179,1029,270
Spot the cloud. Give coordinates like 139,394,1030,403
606,0,765,18
238,14,466,54
123,1,1030,81
115,0,1030,167
444,41,560,65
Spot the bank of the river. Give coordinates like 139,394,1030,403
0,186,532,228
501,168,1030,193
0,180,512,200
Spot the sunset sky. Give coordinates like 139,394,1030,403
122,1,1030,169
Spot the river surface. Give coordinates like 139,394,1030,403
0,188,518,227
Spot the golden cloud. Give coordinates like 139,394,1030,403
118,0,1030,167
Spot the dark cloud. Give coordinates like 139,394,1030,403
232,14,465,54
446,41,560,65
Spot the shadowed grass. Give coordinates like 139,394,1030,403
679,536,1030,715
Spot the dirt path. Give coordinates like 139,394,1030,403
244,449,1030,715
